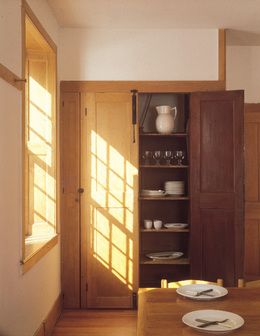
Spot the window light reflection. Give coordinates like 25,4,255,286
90,130,137,294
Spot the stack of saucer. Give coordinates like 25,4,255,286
164,181,185,195
141,189,166,197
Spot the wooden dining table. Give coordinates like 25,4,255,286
137,287,260,336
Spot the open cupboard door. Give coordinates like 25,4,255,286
80,92,139,308
189,90,244,286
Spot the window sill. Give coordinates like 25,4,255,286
21,234,59,274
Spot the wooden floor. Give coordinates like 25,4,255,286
52,310,137,336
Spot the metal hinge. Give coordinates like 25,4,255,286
62,187,65,193
85,107,87,116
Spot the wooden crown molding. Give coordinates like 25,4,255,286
60,80,226,93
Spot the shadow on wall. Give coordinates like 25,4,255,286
226,29,260,46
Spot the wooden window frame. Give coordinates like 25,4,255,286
21,1,58,273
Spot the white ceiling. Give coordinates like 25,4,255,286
47,0,260,44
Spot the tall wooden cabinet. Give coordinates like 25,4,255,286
138,90,244,287
61,86,244,309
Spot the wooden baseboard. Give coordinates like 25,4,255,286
34,293,62,336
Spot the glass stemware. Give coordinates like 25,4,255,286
174,150,185,165
142,150,152,165
153,150,162,165
164,150,173,165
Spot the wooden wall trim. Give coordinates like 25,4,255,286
218,29,226,84
0,63,24,90
245,103,260,113
22,235,59,274
22,0,57,52
34,293,62,336
60,80,225,93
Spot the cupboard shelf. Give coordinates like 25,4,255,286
140,132,188,137
139,196,189,201
140,165,189,169
141,229,189,233
140,257,190,265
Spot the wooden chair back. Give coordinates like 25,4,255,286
161,278,224,288
238,278,260,288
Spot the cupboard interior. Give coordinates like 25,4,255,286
138,92,190,287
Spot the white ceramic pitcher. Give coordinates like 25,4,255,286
155,105,177,134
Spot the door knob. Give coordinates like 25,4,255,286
78,187,84,193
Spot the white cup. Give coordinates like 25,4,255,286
153,219,163,230
144,219,153,229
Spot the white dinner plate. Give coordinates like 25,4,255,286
164,223,188,229
182,309,244,332
165,191,184,195
146,251,183,259
141,189,166,197
177,284,228,300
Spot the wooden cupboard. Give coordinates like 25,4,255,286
138,90,244,288
60,86,244,308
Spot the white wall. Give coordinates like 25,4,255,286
0,1,60,335
0,0,22,75
59,28,218,81
227,46,260,103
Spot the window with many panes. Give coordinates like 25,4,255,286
22,3,57,271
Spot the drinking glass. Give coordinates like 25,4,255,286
174,150,185,165
153,150,162,165
164,150,173,165
142,150,152,165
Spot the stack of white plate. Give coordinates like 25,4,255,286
164,181,185,195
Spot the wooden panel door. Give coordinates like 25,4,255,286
190,90,244,286
244,104,260,280
81,92,139,308
60,92,81,308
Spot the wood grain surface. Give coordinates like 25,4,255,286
137,288,260,336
